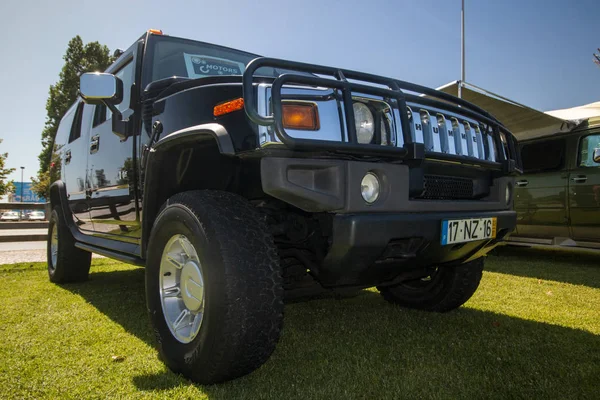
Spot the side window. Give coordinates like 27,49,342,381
91,60,134,127
114,61,134,115
578,134,600,168
93,104,107,127
68,103,84,143
55,106,77,146
520,139,566,173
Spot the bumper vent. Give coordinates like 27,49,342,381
418,175,474,200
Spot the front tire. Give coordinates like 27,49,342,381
378,258,484,312
145,190,284,384
47,208,92,283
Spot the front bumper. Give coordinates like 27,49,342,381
261,156,516,287
321,210,515,286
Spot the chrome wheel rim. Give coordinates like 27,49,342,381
50,224,58,269
159,234,205,344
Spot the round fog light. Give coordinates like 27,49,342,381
361,173,380,204
505,184,512,205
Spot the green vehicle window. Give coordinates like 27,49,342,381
520,139,566,173
579,134,600,167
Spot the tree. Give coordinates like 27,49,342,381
30,146,61,200
34,36,114,198
0,139,16,197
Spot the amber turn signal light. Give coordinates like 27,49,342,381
282,102,319,130
214,98,245,117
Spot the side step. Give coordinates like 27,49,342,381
75,242,145,266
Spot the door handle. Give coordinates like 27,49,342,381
90,135,100,154
65,150,72,165
516,180,528,187
571,175,587,183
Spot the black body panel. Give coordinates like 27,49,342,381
260,157,512,213
146,82,257,152
320,210,515,286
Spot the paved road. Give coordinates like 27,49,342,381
0,241,46,251
0,228,47,236
0,241,103,264
0,241,48,264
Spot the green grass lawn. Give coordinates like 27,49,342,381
0,247,599,399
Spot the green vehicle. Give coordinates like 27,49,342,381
510,117,600,248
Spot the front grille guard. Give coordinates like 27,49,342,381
243,57,521,174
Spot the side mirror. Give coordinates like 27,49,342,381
79,72,129,140
79,72,123,105
593,148,600,163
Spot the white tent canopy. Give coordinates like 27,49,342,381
433,81,587,141
546,101,600,121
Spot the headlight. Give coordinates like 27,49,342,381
361,172,380,204
353,102,374,144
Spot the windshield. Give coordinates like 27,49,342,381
143,35,305,87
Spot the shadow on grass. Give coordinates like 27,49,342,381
61,266,600,399
487,246,600,289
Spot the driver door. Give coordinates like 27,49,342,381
569,131,600,241
86,54,139,243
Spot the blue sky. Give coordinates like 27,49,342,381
0,0,598,182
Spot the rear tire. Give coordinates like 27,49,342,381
378,258,484,312
145,190,284,384
47,208,92,283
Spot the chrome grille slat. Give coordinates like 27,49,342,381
420,110,442,153
407,107,424,144
485,132,496,161
463,121,477,158
393,108,404,147
435,114,450,154
439,115,456,155
451,118,468,156
474,125,485,160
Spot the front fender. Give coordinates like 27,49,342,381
153,123,234,155
141,123,235,258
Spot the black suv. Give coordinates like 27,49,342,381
47,30,520,384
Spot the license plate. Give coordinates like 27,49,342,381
441,217,496,245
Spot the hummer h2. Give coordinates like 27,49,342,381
48,30,521,384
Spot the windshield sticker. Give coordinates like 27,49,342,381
184,53,246,78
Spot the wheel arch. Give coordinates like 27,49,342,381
141,123,249,258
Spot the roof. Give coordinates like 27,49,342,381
546,101,600,121
434,81,579,141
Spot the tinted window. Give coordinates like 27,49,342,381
68,103,84,143
520,139,566,173
93,104,107,127
149,38,255,83
579,133,600,167
143,36,310,88
55,104,78,146
114,60,134,114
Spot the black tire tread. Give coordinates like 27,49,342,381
151,190,283,383
380,258,484,313
48,208,91,283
